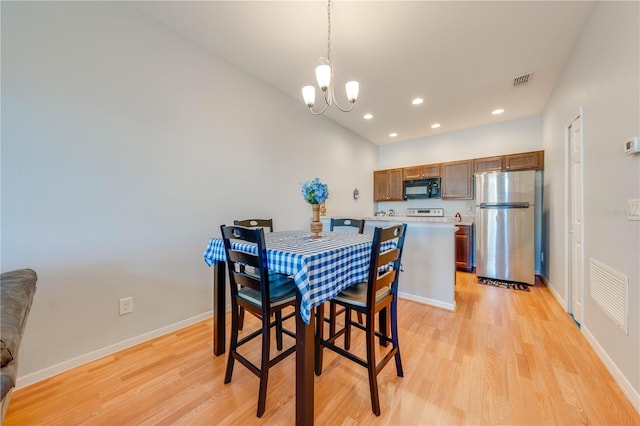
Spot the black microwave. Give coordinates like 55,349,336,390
403,177,441,200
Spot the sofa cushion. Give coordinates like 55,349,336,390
0,269,37,359
0,341,12,368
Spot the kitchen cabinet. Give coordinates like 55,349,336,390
505,151,544,171
455,225,473,272
441,160,473,199
474,151,544,174
403,163,441,180
374,168,403,201
474,156,504,174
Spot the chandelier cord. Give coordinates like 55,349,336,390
326,0,331,63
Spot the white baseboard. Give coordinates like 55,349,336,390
539,274,567,311
16,311,213,389
398,291,456,311
582,325,640,414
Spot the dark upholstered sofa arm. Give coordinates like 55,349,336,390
0,268,37,422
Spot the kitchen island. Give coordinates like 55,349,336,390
323,216,466,310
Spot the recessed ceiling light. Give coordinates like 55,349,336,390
363,113,373,120
492,108,505,115
412,98,424,105
431,123,441,129
389,132,398,138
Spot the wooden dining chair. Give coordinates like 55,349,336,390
315,223,407,416
329,218,365,234
220,225,297,417
326,218,365,333
234,218,274,232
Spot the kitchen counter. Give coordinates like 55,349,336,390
322,217,458,311
363,215,474,226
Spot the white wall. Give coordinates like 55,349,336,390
1,2,377,382
541,1,639,408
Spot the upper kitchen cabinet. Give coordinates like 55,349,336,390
504,150,544,171
442,160,473,199
474,156,504,174
474,151,544,174
374,168,403,201
403,163,441,180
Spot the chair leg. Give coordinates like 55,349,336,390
344,307,352,350
391,298,404,377
365,312,381,416
315,303,324,376
378,307,389,347
238,306,245,330
257,311,271,417
329,302,337,338
275,311,283,351
224,302,240,384
357,312,364,324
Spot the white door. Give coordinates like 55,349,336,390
568,115,584,324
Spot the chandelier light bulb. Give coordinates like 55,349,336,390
345,81,359,103
302,86,316,107
315,65,332,91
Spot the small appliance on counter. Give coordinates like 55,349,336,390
406,207,444,217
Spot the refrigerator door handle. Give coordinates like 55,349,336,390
479,202,530,209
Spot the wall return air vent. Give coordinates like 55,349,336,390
590,258,629,335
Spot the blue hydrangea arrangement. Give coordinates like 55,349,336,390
301,178,328,204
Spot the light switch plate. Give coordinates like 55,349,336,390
627,199,640,221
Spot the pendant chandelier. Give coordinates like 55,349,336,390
302,0,359,115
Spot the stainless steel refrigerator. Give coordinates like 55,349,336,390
475,170,535,285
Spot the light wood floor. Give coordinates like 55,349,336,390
5,272,639,425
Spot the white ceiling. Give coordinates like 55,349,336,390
132,1,594,145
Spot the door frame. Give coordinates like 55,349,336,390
564,108,585,324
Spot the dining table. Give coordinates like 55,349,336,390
203,229,385,425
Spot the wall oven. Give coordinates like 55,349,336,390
403,177,441,200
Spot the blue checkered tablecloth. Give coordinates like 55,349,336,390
203,230,376,324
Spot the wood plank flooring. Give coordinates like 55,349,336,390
5,272,639,425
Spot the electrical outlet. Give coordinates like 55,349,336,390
627,199,640,221
119,297,133,315
541,252,544,263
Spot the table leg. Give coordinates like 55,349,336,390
295,293,314,425
213,260,226,356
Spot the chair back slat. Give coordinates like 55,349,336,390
234,218,274,232
232,270,262,292
376,248,399,267
374,269,396,292
330,218,365,234
227,250,260,268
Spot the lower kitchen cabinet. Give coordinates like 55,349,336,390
455,224,473,272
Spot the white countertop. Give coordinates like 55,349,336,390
362,215,474,226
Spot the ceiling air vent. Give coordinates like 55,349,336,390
513,73,533,87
